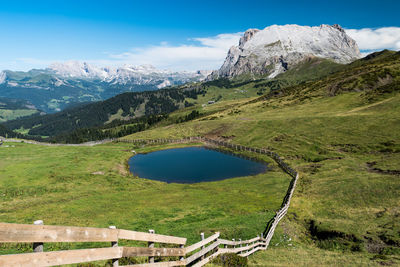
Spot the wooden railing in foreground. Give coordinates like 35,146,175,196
0,224,267,266
1,136,298,266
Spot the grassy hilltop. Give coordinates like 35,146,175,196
0,51,399,266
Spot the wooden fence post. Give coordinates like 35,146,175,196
200,232,205,260
33,220,43,253
232,238,235,249
180,244,185,262
109,226,119,267
148,229,155,263
261,232,265,249
256,234,260,253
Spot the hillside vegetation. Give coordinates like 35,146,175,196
3,87,205,137
1,56,342,143
0,97,38,123
120,50,400,265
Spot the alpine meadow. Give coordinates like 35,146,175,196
0,1,399,267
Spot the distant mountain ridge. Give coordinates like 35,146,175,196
209,24,361,79
0,62,210,113
47,61,211,83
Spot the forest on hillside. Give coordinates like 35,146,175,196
2,86,205,138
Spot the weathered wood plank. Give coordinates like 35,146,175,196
245,236,260,244
0,223,186,245
218,239,236,246
118,230,186,245
215,247,234,254
218,236,260,246
0,247,122,267
185,240,220,265
185,232,219,254
122,247,185,257
217,242,263,254
0,223,118,243
120,261,185,267
234,242,263,253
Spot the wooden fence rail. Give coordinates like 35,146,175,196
0,136,298,266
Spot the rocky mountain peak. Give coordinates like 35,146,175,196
331,24,345,33
209,24,361,80
49,61,110,79
239,29,260,48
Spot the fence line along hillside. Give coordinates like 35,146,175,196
0,136,299,266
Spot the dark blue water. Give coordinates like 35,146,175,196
128,147,268,183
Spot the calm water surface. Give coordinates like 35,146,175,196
128,146,268,183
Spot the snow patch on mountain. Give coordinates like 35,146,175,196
0,71,6,84
49,61,110,79
7,82,18,87
210,24,361,79
53,77,66,87
157,80,172,89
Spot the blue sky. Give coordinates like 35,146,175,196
1,0,399,71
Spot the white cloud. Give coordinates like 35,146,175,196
193,33,243,51
16,58,55,67
0,58,55,71
105,32,243,71
4,33,243,72
346,27,400,51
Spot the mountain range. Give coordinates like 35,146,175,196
0,24,362,115
1,23,371,141
0,62,210,113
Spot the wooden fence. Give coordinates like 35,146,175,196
0,224,268,266
0,136,298,266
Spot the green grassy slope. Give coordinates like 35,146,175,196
0,141,289,251
0,109,38,123
122,51,400,266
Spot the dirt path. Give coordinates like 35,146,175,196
0,137,115,147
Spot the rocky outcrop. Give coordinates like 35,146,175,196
210,24,361,79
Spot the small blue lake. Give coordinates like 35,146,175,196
128,146,268,183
